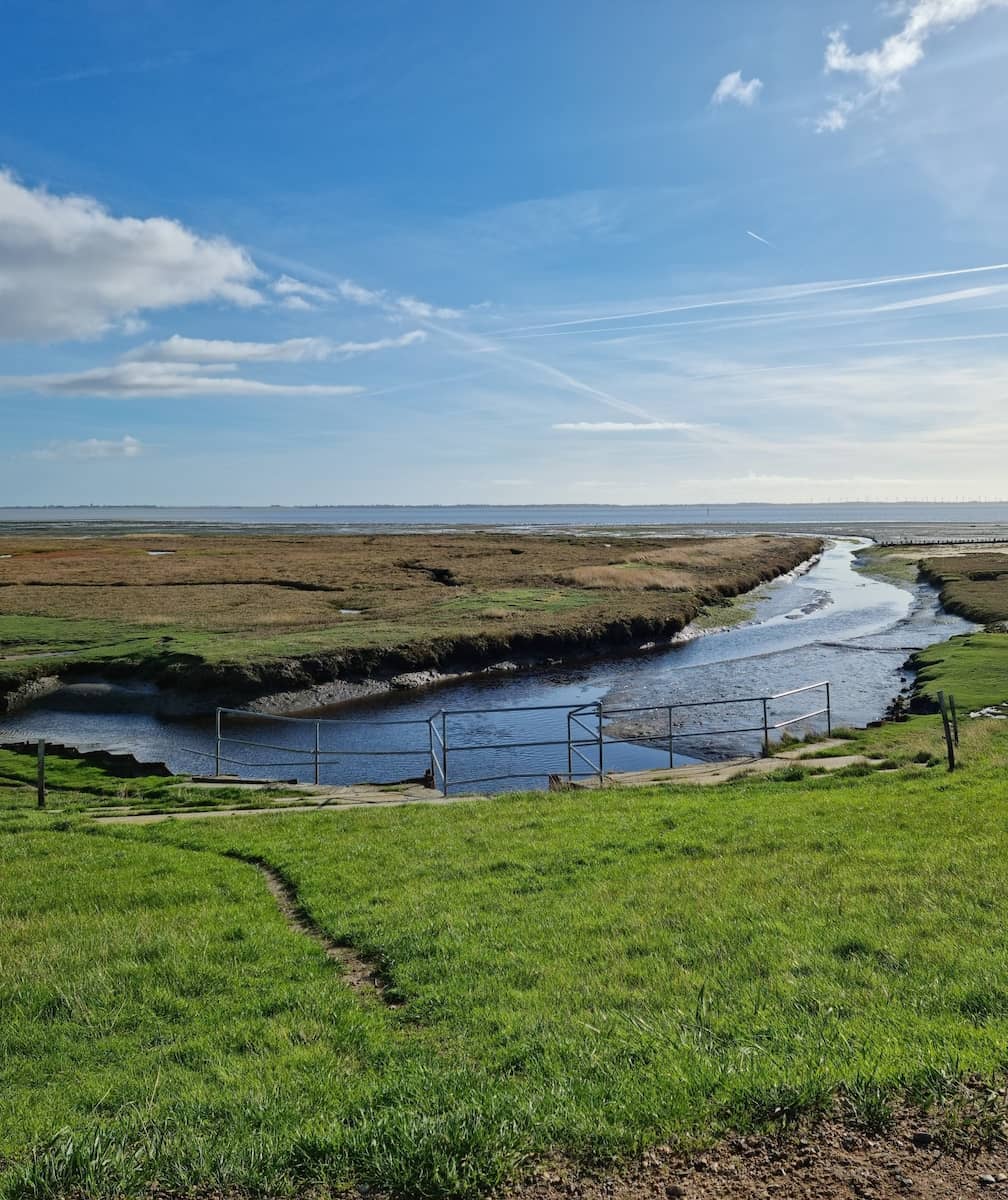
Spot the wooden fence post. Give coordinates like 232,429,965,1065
948,693,960,747
937,691,956,772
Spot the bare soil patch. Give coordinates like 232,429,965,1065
508,1096,1008,1200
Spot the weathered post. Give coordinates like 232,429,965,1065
36,740,45,809
937,691,956,772
948,693,960,747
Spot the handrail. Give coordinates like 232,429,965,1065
768,681,830,701
217,706,428,727
212,680,832,794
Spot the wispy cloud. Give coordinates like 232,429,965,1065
32,434,142,460
268,270,462,320
270,275,332,310
126,331,425,363
31,51,194,87
2,362,363,399
818,0,1008,130
338,279,462,320
711,70,764,106
552,421,698,432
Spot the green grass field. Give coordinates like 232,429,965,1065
2,691,1008,1199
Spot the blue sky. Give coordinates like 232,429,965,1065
2,0,1008,504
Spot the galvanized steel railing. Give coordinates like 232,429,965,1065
199,681,831,795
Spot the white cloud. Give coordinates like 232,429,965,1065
272,274,332,301
267,263,463,320
32,434,142,460
711,70,764,106
395,295,463,320
126,331,426,363
337,278,384,306
338,277,462,319
0,169,263,341
127,335,335,363
552,421,697,432
2,361,363,398
819,0,1008,130
333,331,427,354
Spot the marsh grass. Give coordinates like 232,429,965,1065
0,534,819,689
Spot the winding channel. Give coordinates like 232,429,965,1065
0,539,975,791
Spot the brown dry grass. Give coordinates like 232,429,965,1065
920,552,1008,626
559,565,695,591
0,532,821,645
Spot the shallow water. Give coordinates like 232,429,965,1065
0,540,975,792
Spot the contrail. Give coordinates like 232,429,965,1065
746,230,775,248
496,262,1008,334
431,323,658,421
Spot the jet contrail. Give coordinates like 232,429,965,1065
746,230,775,248
496,262,1008,334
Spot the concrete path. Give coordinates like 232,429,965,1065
91,740,875,823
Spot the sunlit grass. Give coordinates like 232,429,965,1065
3,718,1008,1197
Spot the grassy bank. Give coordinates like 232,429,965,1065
2,710,1008,1198
0,533,819,709
859,542,1008,713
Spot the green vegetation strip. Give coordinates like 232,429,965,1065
2,712,1008,1198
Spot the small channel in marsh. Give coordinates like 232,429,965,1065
0,539,975,791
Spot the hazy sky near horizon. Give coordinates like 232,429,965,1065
3,0,1008,505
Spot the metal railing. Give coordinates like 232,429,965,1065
426,681,830,793
209,707,430,783
200,681,832,796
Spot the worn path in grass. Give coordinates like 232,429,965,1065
239,856,399,1004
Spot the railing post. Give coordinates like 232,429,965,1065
667,706,674,769
36,739,45,809
567,710,573,779
441,710,448,796
825,682,832,736
428,715,437,785
596,702,604,785
762,698,770,756
215,708,222,777
314,720,320,785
